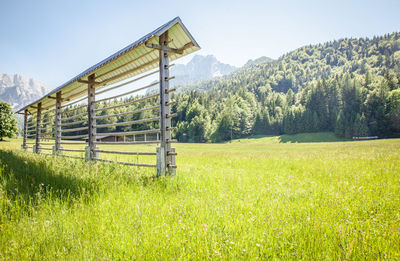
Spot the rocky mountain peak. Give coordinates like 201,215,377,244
170,55,237,87
0,73,51,111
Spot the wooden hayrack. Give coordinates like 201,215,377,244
17,17,200,176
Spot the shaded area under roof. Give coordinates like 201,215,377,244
17,16,200,114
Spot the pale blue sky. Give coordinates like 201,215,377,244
0,0,399,88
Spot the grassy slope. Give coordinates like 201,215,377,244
0,134,399,260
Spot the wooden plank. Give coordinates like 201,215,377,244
61,95,88,108
94,150,156,155
95,47,157,80
37,147,52,151
94,140,159,145
94,93,159,112
60,142,87,145
95,70,159,96
61,134,88,139
94,116,159,128
98,58,159,86
61,111,87,122
41,119,54,126
166,113,177,119
59,148,86,152
77,79,101,84
96,129,160,137
94,82,159,104
60,119,87,127
61,126,88,133
145,42,183,54
94,105,158,120
61,103,87,114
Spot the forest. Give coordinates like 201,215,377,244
173,32,400,142
36,32,400,142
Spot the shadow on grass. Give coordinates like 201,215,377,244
0,149,97,207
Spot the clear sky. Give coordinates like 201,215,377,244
0,0,399,88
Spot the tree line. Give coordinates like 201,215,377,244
20,32,400,142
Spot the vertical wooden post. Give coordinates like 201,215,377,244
87,74,97,160
54,91,62,154
35,102,42,153
22,109,28,149
157,31,176,176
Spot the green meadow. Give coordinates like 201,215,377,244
0,133,399,260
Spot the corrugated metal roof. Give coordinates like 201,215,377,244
17,16,200,114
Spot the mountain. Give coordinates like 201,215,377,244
180,33,400,94
170,55,237,87
243,56,274,67
0,73,50,111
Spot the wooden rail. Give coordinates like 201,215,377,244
94,93,159,112
94,105,159,120
94,116,159,128
61,111,88,121
94,149,156,155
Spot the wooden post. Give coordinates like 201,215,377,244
22,110,28,149
35,102,42,153
157,31,176,176
54,91,62,154
87,74,97,160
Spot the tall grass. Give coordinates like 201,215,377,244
0,135,399,259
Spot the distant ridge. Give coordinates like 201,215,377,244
0,73,50,111
171,55,237,87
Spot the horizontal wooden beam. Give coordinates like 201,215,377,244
145,42,183,54
94,105,159,120
77,79,101,84
94,116,160,129
94,150,156,156
94,140,160,145
96,129,160,137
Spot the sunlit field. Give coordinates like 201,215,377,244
0,133,399,259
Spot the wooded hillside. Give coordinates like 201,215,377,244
40,33,400,142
